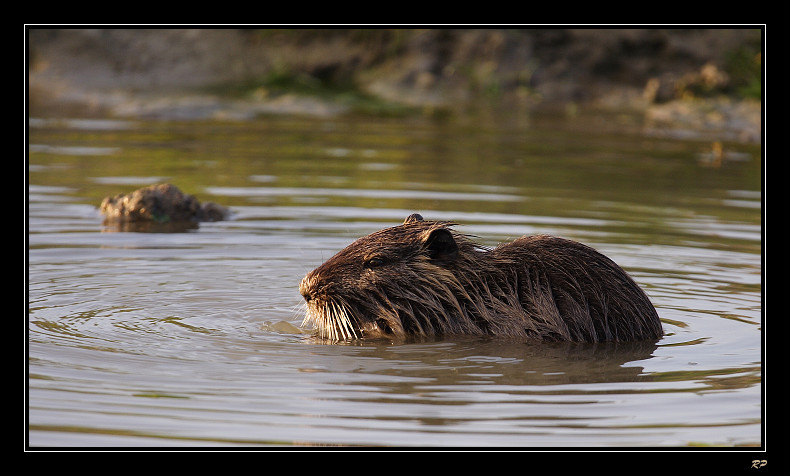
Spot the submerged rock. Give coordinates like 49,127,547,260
100,183,228,232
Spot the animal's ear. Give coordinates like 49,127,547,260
403,213,424,224
423,228,458,263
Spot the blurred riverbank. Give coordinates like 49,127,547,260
27,28,762,143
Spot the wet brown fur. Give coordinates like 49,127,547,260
300,215,663,343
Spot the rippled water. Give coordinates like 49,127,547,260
27,108,762,449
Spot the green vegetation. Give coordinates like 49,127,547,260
724,42,762,100
208,68,422,117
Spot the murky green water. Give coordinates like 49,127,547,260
27,107,762,448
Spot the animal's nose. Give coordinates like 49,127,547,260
299,278,313,302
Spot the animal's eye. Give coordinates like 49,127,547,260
364,257,386,268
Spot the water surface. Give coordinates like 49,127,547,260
27,108,762,448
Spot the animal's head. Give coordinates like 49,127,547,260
299,214,466,340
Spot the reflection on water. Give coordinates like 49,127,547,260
27,109,761,448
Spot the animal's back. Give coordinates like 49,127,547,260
493,235,663,342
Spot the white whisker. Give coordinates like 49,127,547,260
334,301,346,340
329,302,338,341
299,295,359,342
339,302,358,339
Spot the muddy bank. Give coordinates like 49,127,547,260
27,28,762,142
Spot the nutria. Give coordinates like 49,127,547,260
300,214,663,343
100,183,228,231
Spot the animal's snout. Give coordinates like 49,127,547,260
299,276,314,302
